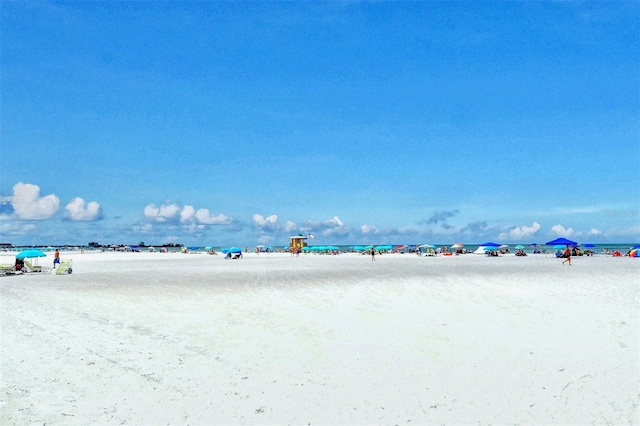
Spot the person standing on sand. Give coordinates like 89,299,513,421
53,249,60,268
562,246,572,265
371,247,376,261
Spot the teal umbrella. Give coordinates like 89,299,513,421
16,249,46,259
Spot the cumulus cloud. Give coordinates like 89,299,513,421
65,197,103,221
302,216,348,237
10,182,60,220
499,221,541,241
426,210,459,224
360,224,380,235
284,221,297,233
550,224,581,238
195,209,231,225
144,202,181,223
143,201,231,226
587,228,602,236
252,214,278,231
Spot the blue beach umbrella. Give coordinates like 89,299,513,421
16,249,47,259
228,247,242,253
479,242,501,247
546,237,578,247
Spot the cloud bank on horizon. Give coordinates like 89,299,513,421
1,2,638,246
0,181,637,246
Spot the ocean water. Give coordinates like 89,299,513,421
185,243,638,255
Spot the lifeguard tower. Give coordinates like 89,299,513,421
289,235,307,252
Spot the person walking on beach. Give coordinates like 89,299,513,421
371,247,376,261
562,246,572,266
53,249,60,268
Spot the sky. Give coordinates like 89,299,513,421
1,1,639,247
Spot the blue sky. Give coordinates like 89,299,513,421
1,1,639,247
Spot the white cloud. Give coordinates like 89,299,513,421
11,182,60,220
252,214,278,229
587,228,602,236
550,224,581,238
361,224,380,235
132,223,154,234
284,221,297,233
499,221,541,241
65,197,102,221
302,216,348,238
143,202,181,223
195,209,231,225
143,202,231,226
0,221,37,236
180,205,196,223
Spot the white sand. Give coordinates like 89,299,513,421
1,251,638,425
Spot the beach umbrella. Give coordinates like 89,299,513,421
418,244,436,248
479,242,501,247
629,249,639,257
228,247,242,253
632,244,640,249
451,243,464,248
15,249,46,259
499,244,509,248
546,237,578,247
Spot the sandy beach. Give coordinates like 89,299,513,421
1,251,638,425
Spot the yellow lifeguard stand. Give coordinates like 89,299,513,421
289,236,307,252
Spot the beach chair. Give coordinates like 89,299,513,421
0,264,17,276
56,259,73,275
24,259,52,274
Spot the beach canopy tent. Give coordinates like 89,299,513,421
483,246,499,251
553,245,567,250
15,249,46,259
479,242,501,247
546,238,578,247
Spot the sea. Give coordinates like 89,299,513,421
182,243,637,254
